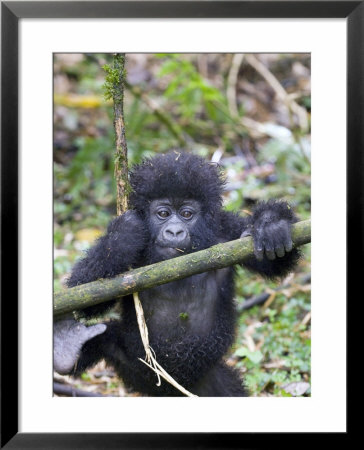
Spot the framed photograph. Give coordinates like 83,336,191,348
2,1,359,448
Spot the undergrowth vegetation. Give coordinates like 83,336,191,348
54,53,311,397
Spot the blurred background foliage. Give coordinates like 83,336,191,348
54,53,311,397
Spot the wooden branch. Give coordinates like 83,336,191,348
54,219,310,317
113,54,130,215
238,273,311,311
103,54,130,215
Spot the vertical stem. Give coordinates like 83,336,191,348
112,53,130,215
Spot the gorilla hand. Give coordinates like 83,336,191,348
54,319,106,375
241,201,295,262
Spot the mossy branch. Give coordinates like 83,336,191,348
54,219,310,318
103,54,130,215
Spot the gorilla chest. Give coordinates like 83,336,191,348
139,271,223,336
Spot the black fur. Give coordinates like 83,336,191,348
66,152,299,396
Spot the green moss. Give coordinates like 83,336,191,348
179,312,189,320
102,54,126,103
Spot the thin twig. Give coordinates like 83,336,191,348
133,292,198,397
138,357,198,398
227,54,245,117
245,54,309,131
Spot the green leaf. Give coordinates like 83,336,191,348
235,347,263,364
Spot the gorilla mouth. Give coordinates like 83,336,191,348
155,245,188,259
163,246,185,253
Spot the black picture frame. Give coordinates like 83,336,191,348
1,1,360,448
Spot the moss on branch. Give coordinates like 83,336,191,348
54,219,311,318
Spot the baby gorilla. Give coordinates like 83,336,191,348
54,152,299,396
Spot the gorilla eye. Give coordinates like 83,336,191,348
181,210,193,219
157,210,170,219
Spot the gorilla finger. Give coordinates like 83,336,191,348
254,246,264,261
284,237,293,252
275,246,285,258
253,233,265,261
280,225,293,252
268,228,286,258
263,239,276,260
265,249,276,261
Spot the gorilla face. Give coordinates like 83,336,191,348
148,198,201,260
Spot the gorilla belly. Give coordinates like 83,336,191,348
139,271,221,337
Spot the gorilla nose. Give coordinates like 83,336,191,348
163,225,187,242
